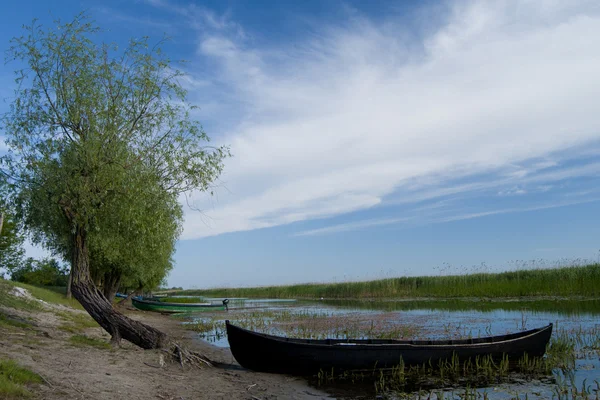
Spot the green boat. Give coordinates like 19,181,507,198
131,297,228,313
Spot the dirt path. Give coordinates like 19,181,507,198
0,298,331,400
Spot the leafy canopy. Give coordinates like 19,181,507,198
1,13,229,279
0,210,25,277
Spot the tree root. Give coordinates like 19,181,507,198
163,342,213,369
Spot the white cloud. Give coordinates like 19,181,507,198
292,195,600,237
180,0,600,239
434,197,600,224
293,217,413,237
498,187,527,196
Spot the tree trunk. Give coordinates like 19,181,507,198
102,269,121,303
66,266,72,299
69,225,167,349
0,212,4,236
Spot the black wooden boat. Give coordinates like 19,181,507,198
225,321,552,375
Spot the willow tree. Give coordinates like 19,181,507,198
23,147,183,303
1,178,24,274
1,14,228,349
0,210,25,274
86,166,183,301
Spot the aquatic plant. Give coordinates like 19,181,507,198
172,263,600,300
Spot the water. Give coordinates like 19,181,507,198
183,298,600,399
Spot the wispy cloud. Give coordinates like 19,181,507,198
142,0,246,38
433,197,600,223
294,217,413,237
293,195,600,236
94,6,172,30
161,0,600,239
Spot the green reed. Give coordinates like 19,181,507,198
171,263,600,299
316,352,554,395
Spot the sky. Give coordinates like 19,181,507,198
1,0,600,289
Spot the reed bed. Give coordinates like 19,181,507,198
171,264,600,299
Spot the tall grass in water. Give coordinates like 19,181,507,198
172,263,600,299
316,352,554,395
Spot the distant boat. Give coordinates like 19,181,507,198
115,293,128,299
226,321,553,375
132,297,228,313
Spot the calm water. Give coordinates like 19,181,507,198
184,298,600,399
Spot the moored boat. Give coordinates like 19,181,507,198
132,297,228,313
226,321,553,375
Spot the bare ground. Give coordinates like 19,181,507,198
0,297,331,400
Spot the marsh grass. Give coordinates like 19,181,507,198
175,264,600,299
188,309,420,344
316,352,555,395
69,334,111,349
0,359,42,399
553,377,600,400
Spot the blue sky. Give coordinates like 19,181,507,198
2,0,600,288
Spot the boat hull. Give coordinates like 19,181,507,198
132,297,226,313
226,321,552,375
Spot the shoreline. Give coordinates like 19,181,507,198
0,292,331,400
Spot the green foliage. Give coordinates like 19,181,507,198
177,264,600,299
1,13,229,296
0,359,42,399
0,211,25,277
10,257,69,287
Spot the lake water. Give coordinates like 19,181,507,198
184,298,600,399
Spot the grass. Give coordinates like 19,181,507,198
14,283,83,310
314,327,598,397
316,352,552,394
57,311,99,333
69,334,111,349
0,280,43,312
0,359,42,399
0,280,83,310
171,263,600,299
0,278,97,333
0,313,33,330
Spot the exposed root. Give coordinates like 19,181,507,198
163,342,213,369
